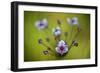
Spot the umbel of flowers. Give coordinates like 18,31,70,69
34,17,81,56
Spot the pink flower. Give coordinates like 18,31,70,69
55,40,68,55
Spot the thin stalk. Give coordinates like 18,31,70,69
72,27,81,41
64,32,68,42
68,26,74,44
41,42,55,54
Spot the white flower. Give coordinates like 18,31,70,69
52,27,61,36
67,17,78,25
55,40,68,55
35,18,48,30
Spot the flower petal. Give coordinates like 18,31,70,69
59,40,65,45
52,28,55,33
63,47,68,53
67,18,71,24
35,21,40,28
72,17,78,25
52,27,61,36
42,18,48,27
54,30,61,36
56,26,60,29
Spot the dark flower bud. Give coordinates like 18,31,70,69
74,43,78,47
47,47,51,50
43,50,49,55
38,39,42,44
57,19,61,25
72,40,78,47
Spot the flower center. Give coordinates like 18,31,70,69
60,46,64,51
55,29,59,32
39,22,44,26
71,19,75,23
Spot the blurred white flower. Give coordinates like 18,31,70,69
55,40,68,55
67,17,78,25
35,18,48,30
52,27,61,36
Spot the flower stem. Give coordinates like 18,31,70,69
64,32,68,42
54,35,60,42
68,27,81,53
41,42,55,53
68,42,73,51
69,26,74,43
72,27,81,41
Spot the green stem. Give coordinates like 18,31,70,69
41,42,55,53
72,27,81,41
69,26,74,43
67,27,81,53
68,42,73,51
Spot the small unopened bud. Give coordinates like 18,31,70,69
38,39,42,44
57,19,61,25
43,50,49,55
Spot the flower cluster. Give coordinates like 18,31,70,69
34,17,81,56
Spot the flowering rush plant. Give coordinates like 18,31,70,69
35,17,81,56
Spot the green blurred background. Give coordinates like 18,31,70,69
24,11,90,62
